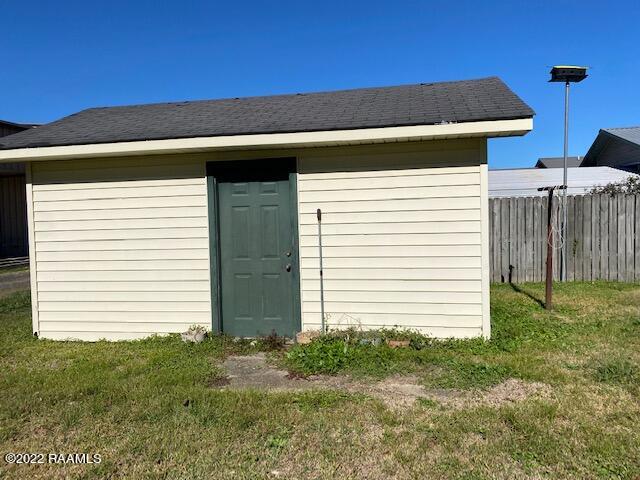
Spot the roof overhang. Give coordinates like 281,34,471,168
0,117,532,163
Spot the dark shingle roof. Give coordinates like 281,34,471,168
603,127,640,146
535,156,582,168
0,77,533,150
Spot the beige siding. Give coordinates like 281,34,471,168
27,138,490,341
30,156,210,341
296,139,487,338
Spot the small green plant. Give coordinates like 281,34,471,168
594,358,638,385
425,360,513,389
265,433,289,452
417,398,439,408
590,176,640,195
0,290,30,314
286,336,352,374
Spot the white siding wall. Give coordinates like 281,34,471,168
296,139,488,338
29,156,210,341
26,138,489,341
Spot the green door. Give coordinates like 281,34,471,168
213,161,298,337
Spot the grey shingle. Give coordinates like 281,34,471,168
0,77,534,150
603,127,640,146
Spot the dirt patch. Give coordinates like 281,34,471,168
0,270,30,299
422,378,552,409
221,353,314,390
216,353,550,410
207,376,231,387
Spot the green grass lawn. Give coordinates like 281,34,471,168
1,283,639,479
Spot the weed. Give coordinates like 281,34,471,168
0,290,30,314
259,329,287,351
594,358,638,385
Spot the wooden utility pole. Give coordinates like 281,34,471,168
537,185,566,310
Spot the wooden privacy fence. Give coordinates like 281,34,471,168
489,194,640,283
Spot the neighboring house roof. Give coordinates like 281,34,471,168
603,126,640,145
582,127,640,173
0,121,38,175
0,77,534,150
0,119,39,130
535,156,582,168
0,120,38,139
489,166,638,198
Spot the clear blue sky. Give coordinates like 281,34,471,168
1,1,638,168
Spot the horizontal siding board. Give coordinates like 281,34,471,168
33,155,203,173
299,185,479,202
299,244,481,258
299,210,480,224
301,290,481,303
299,233,481,247
298,165,480,180
299,149,481,173
301,279,481,292
33,163,204,184
38,322,204,333
299,221,480,235
38,291,210,302
299,256,481,269
34,195,206,212
39,311,211,322
39,301,210,312
34,206,208,222
33,184,202,202
303,301,481,315
300,268,481,280
298,197,480,213
35,217,208,231
33,178,203,191
37,281,210,292
37,259,208,271
37,238,209,251
299,172,480,191
35,227,208,241
36,248,209,261
37,270,209,282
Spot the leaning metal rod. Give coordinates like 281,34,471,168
538,185,566,310
317,208,325,334
545,187,555,310
561,80,570,282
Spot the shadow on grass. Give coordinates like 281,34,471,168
508,282,545,309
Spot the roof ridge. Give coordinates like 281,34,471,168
605,126,640,131
82,76,503,112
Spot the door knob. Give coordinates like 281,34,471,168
285,264,292,272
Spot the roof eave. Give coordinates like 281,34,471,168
0,117,533,163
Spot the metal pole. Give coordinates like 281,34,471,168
561,81,570,281
316,208,325,334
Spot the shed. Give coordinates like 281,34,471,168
0,77,533,341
